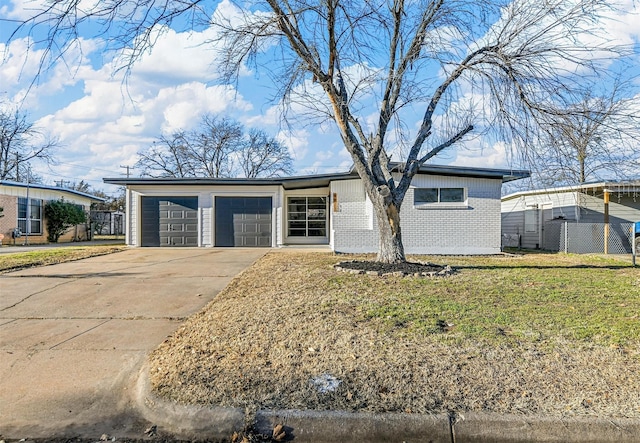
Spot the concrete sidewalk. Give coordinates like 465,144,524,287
0,247,267,440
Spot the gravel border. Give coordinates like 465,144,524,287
334,260,454,277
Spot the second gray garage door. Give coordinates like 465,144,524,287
215,197,272,247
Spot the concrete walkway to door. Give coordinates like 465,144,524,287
0,247,267,440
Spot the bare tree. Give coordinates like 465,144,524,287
529,86,640,186
240,129,293,178
69,180,92,193
192,116,244,178
136,115,292,178
136,132,194,178
0,106,55,181
214,0,630,262
8,0,633,262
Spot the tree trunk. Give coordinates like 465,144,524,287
372,198,406,263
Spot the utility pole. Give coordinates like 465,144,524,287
120,165,132,178
24,165,30,246
15,152,20,182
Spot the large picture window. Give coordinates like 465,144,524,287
18,197,43,234
414,188,465,206
287,196,327,238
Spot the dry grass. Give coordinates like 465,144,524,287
0,245,127,273
149,252,640,418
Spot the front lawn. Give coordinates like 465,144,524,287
149,252,640,418
0,244,127,273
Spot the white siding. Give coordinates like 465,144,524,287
201,207,212,246
501,191,579,249
579,193,640,224
128,189,138,246
124,175,509,254
276,188,284,247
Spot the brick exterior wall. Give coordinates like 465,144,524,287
1,187,95,246
331,175,503,255
0,195,18,245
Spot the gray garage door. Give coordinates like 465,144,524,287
141,196,198,246
215,197,272,247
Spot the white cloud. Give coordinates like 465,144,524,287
444,139,511,169
598,0,640,45
0,0,47,20
1,0,113,21
33,71,252,186
276,129,310,161
122,27,222,84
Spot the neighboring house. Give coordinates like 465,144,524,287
0,181,105,246
90,210,126,236
501,181,640,252
104,164,529,255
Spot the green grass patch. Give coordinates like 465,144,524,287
0,245,127,273
329,253,640,348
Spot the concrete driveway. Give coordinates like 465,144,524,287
0,248,267,440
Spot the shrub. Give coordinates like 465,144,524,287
44,200,87,242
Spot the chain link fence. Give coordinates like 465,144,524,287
547,221,635,254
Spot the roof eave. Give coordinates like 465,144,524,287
0,180,106,202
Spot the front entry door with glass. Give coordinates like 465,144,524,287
287,196,328,243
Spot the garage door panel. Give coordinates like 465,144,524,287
142,196,198,247
215,197,272,247
242,224,258,234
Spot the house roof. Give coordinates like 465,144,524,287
409,164,530,182
502,180,640,201
0,180,106,202
104,164,530,188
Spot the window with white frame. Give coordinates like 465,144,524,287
414,187,466,206
17,197,43,234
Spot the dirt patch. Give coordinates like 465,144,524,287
335,260,452,276
148,252,640,419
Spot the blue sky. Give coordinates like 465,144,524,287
1,0,639,197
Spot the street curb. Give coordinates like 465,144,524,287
452,412,640,443
135,364,640,442
255,409,451,442
134,363,245,441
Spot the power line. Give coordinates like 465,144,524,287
120,165,133,178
